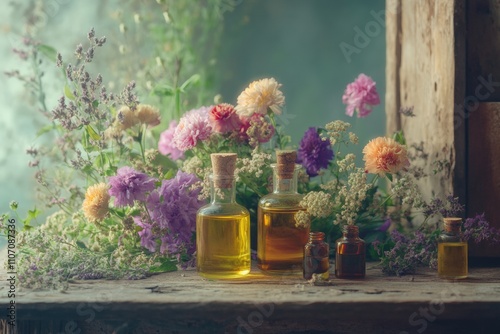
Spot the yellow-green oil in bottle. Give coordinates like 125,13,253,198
197,212,251,279
438,242,468,279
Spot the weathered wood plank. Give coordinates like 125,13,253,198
2,265,500,333
468,103,500,257
385,0,402,135
466,0,500,101
385,0,466,205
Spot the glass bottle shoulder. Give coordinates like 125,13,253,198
259,192,303,210
336,236,365,245
438,232,463,243
197,202,249,217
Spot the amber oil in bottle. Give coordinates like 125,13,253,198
303,232,330,281
335,225,365,278
438,217,467,279
258,150,310,274
196,153,251,279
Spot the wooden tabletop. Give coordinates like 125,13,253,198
2,264,500,333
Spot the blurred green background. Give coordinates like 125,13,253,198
218,0,386,144
0,0,385,224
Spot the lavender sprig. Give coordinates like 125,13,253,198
375,213,500,276
463,213,500,244
422,195,464,219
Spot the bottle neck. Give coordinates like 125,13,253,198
309,232,325,243
210,175,236,204
272,164,299,194
343,225,359,239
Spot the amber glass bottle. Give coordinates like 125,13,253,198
257,150,310,274
196,153,251,279
438,217,467,279
303,232,330,280
335,225,365,278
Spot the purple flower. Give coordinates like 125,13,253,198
423,195,464,218
463,213,500,244
378,218,392,232
108,167,156,207
134,217,156,252
135,171,205,260
298,127,334,177
342,73,380,118
158,120,185,160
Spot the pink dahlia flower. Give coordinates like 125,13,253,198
158,120,185,160
173,106,213,151
208,103,242,134
241,114,275,147
342,74,380,118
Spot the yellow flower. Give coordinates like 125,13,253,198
116,106,139,130
362,137,409,176
235,77,285,117
82,183,110,222
136,104,161,127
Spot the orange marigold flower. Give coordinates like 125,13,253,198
362,137,409,176
82,183,110,222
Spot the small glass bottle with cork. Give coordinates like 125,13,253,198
196,153,251,279
438,217,468,279
257,150,310,274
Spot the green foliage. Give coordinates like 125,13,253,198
4,1,228,288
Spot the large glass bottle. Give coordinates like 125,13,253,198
335,225,365,278
196,153,251,279
303,232,330,281
257,150,310,274
438,217,468,279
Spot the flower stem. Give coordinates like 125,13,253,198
268,112,283,149
139,125,146,163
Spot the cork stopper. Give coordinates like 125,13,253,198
275,150,297,179
443,217,462,233
211,153,237,188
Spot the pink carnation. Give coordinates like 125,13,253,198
209,103,242,134
158,120,184,160
173,106,213,151
342,73,380,118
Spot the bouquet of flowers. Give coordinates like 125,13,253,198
3,19,500,289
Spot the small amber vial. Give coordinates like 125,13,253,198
335,225,365,278
303,232,330,280
438,217,468,279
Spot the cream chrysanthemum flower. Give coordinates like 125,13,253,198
82,183,110,222
136,104,161,127
363,137,410,176
235,78,285,117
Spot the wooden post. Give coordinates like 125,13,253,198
386,0,500,257
386,0,466,204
